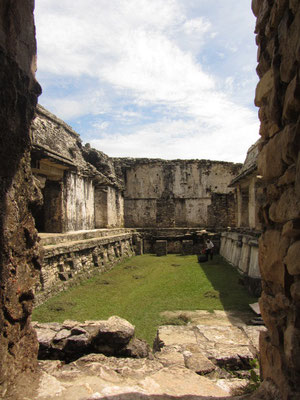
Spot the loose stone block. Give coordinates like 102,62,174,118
255,68,274,107
284,241,300,275
258,230,289,286
182,240,194,255
155,240,168,256
283,74,300,121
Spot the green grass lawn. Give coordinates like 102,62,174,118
32,254,257,345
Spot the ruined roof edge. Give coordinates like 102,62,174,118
112,157,243,166
36,104,80,140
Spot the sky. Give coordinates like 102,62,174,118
34,0,260,163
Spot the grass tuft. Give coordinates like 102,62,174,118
162,313,191,326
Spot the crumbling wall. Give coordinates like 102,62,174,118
64,173,95,231
253,0,300,398
31,117,126,232
114,158,241,228
0,1,41,396
35,230,135,305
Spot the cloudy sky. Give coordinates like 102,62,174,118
34,0,260,163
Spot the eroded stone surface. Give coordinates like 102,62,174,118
35,354,229,400
254,0,300,397
0,2,41,397
155,323,261,370
30,312,266,399
34,317,144,362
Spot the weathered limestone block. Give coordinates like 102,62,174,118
183,351,216,375
35,232,135,305
259,330,285,388
34,317,148,362
255,0,272,34
269,186,300,223
258,230,289,286
259,291,290,344
118,338,151,359
155,324,260,371
283,73,300,121
257,123,299,180
255,69,274,107
290,281,300,302
268,0,289,33
284,240,300,275
37,354,229,399
284,325,300,369
278,164,296,186
258,103,281,138
248,244,260,279
252,0,262,17
155,240,168,256
282,218,300,237
278,5,300,82
0,1,42,396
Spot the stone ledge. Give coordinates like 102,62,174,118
43,233,134,258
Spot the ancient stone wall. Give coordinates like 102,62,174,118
35,229,135,305
253,0,300,398
0,1,41,396
31,107,125,232
220,231,261,296
64,172,95,231
138,228,219,255
114,158,241,228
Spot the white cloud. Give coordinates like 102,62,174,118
182,17,211,35
90,112,259,162
44,90,110,120
35,0,260,162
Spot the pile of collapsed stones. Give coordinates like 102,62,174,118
32,313,268,398
33,316,150,362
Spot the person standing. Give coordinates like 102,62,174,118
205,239,214,260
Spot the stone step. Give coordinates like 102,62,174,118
36,356,230,399
39,228,134,246
42,232,134,258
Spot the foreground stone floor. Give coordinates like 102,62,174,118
22,311,268,400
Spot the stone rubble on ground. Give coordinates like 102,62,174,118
33,311,266,399
33,316,150,362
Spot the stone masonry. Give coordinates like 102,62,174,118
0,1,41,397
1,1,300,399
35,229,136,305
114,158,241,229
253,0,300,398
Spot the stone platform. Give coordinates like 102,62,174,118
39,228,136,246
35,229,140,305
29,311,266,400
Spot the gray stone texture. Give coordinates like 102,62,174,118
113,158,241,229
253,0,300,398
33,316,150,362
0,1,41,397
34,230,135,305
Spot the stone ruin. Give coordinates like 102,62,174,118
0,0,300,399
31,104,257,305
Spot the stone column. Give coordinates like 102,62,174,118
253,0,300,398
236,186,243,227
0,0,41,397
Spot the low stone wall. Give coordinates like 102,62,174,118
220,231,261,296
35,227,220,306
35,229,137,305
138,228,220,255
